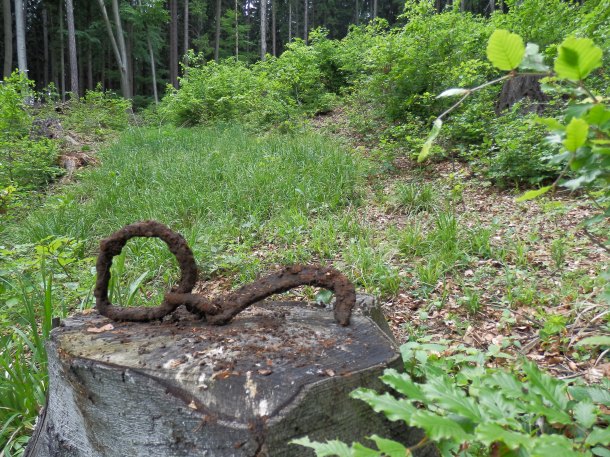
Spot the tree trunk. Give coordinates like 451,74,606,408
234,0,239,58
489,0,495,13
65,0,79,97
288,0,292,42
260,0,267,60
303,0,308,44
271,0,276,56
169,0,178,88
3,0,13,78
355,0,359,24
96,0,131,99
42,5,49,86
25,299,438,457
14,0,27,75
183,0,189,56
214,0,221,61
59,1,65,100
147,36,158,104
373,0,378,17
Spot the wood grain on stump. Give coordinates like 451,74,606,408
26,300,437,457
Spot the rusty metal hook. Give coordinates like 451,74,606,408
94,221,356,326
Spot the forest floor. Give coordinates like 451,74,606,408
309,108,610,383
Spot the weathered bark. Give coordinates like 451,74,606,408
169,0,178,88
26,299,438,457
65,0,79,97
260,0,267,60
214,0,221,61
495,74,548,115
3,0,13,78
14,0,27,74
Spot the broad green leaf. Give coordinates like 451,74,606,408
563,117,589,152
418,118,443,163
516,186,551,202
352,443,382,457
486,29,526,71
291,437,353,457
554,36,603,81
350,389,416,422
536,116,565,131
575,336,610,347
531,435,582,457
437,88,470,98
573,401,598,429
422,376,483,421
475,423,531,450
522,361,570,418
586,427,610,446
592,446,610,457
520,43,549,72
381,369,426,402
369,435,409,457
587,105,610,126
410,410,470,442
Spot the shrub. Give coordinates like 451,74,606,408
294,341,610,457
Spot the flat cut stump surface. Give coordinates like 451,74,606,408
27,301,435,457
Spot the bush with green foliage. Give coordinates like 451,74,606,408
294,341,610,457
0,72,62,194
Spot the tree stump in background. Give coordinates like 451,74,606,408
495,74,548,115
26,299,437,457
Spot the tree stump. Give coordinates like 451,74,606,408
26,299,437,457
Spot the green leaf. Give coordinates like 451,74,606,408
486,29,526,71
554,36,603,81
381,369,426,402
573,401,598,429
516,186,551,202
437,88,470,98
592,446,610,457
369,435,409,457
410,410,470,442
536,116,565,132
352,443,382,457
475,423,531,451
575,336,610,347
586,427,610,446
530,434,582,457
422,376,483,422
520,43,549,72
418,118,443,163
569,386,610,407
563,117,589,152
350,389,416,422
586,105,610,126
522,361,570,420
291,437,353,457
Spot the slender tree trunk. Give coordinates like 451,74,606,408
59,1,65,100
96,0,131,99
147,37,158,103
489,0,495,14
355,0,359,25
373,0,378,18
234,0,238,58
214,0,221,61
126,21,134,96
310,0,314,29
65,0,79,97
271,0,276,56
42,5,49,85
460,0,466,12
260,0,267,60
169,0,178,87
288,0,292,42
87,43,93,90
303,0,308,44
14,0,27,75
3,0,13,77
183,0,189,56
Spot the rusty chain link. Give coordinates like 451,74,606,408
94,221,356,326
